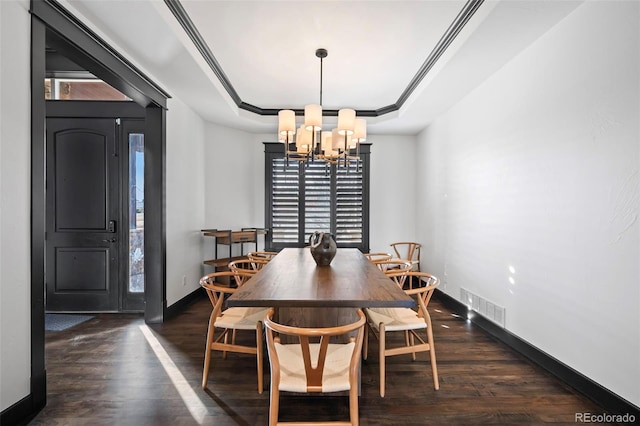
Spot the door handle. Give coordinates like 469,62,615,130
102,238,117,243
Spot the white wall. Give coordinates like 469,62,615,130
165,98,207,306
417,0,639,406
368,134,418,253
200,124,266,262
0,0,31,412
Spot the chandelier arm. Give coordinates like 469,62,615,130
312,130,316,161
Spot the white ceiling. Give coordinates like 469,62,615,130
62,0,583,135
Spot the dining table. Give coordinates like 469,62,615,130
226,247,414,330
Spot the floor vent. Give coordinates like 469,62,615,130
460,288,506,328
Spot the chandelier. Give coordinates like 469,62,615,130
277,48,366,169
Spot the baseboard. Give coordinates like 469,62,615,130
0,368,47,426
1,392,44,426
164,286,206,320
433,289,640,418
1,394,33,426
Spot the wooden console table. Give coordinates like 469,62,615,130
201,228,267,268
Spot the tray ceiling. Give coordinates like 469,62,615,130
61,0,583,134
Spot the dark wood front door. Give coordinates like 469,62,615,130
46,117,120,311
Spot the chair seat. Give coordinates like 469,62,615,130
215,307,269,330
365,307,427,332
274,341,356,393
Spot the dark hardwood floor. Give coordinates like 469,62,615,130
29,295,610,425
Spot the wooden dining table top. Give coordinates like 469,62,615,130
226,247,414,308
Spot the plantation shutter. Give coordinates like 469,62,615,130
335,159,363,245
303,160,332,240
270,158,299,244
265,143,369,252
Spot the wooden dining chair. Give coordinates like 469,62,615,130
263,308,367,426
390,241,421,272
228,258,268,286
200,271,267,393
363,271,440,397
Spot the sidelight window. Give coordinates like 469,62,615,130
128,134,144,293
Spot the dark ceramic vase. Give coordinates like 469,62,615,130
309,231,337,266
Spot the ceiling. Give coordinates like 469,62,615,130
61,0,583,135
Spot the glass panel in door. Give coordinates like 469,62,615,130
128,134,144,293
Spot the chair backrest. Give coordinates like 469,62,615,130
375,259,413,273
390,241,421,263
228,258,268,286
364,252,393,264
199,271,238,317
247,251,278,262
402,271,439,325
263,308,366,393
376,259,413,288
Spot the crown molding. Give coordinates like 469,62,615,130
164,0,484,117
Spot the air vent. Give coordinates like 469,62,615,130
460,288,506,328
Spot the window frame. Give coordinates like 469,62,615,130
264,142,370,252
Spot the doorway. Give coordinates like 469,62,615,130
45,102,146,312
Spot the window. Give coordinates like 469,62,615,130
265,143,370,252
45,78,131,101
128,133,144,294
